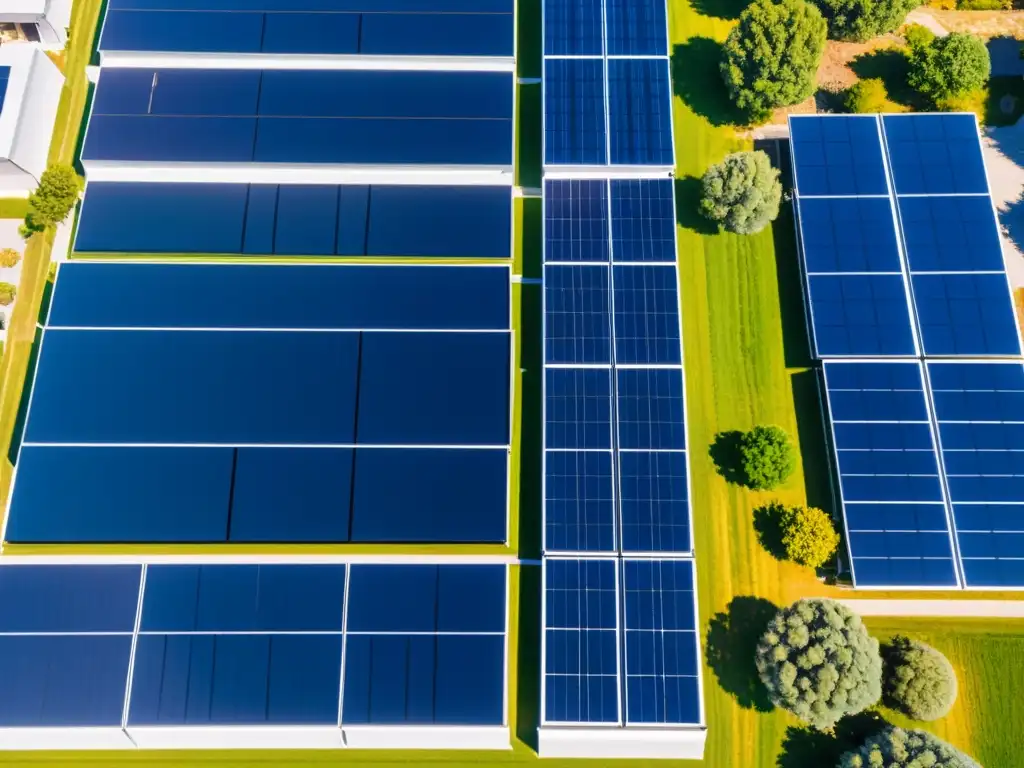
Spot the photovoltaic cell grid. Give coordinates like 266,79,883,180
0,563,507,740
927,362,1024,588
542,558,701,725
0,67,10,114
542,0,673,167
100,0,515,58
823,361,959,588
5,263,512,546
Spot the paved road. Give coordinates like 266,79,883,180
842,599,1024,618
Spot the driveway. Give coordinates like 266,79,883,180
986,122,1024,288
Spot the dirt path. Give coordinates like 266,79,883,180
842,598,1024,617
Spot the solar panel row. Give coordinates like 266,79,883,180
542,0,673,167
0,564,507,748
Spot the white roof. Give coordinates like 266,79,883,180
0,46,34,161
0,0,47,14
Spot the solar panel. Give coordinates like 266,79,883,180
807,274,917,357
789,115,888,196
544,0,604,55
544,58,608,166
606,59,673,167
611,265,681,365
604,0,668,55
0,67,10,115
927,362,1024,587
545,450,616,553
544,264,612,364
545,367,613,450
881,114,988,195
911,273,1021,356
823,361,959,588
896,196,1003,272
610,179,676,262
619,451,691,554
544,179,610,263
616,368,687,450
797,197,901,273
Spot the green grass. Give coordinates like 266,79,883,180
0,199,30,220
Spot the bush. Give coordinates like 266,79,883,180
957,0,1009,9
909,33,991,103
0,282,17,306
699,151,782,235
20,164,81,239
903,22,935,51
757,598,882,729
778,504,840,568
846,78,891,112
0,249,20,268
840,727,980,768
882,636,958,720
721,0,827,122
813,0,921,42
740,425,796,490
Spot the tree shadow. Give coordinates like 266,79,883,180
704,596,778,712
671,39,748,127
849,48,922,110
753,502,787,561
777,712,890,768
675,176,718,236
709,429,746,485
791,369,836,514
691,0,750,20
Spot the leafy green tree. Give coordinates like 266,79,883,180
20,164,82,239
845,78,891,112
908,32,990,103
740,425,796,490
882,636,958,721
699,151,782,235
721,0,827,122
840,727,980,768
756,598,882,729
778,504,840,568
0,282,17,306
903,22,936,51
811,0,921,42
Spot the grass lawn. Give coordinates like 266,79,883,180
0,199,30,220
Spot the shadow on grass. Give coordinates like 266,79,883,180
709,429,746,486
71,81,95,176
675,176,718,237
516,564,541,751
518,284,542,561
705,596,778,712
850,48,921,110
516,0,541,80
691,0,750,20
521,198,542,281
517,85,542,191
671,39,748,128
777,712,890,768
771,199,814,370
6,324,44,469
986,75,1024,128
791,369,835,514
753,502,787,561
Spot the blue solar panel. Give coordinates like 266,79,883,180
545,450,616,553
543,559,619,724
882,114,988,195
544,179,610,262
544,264,612,364
954,504,1024,533
544,0,603,55
616,368,687,450
0,566,141,633
790,115,887,196
959,558,1024,588
544,58,607,166
607,59,673,167
619,451,691,554
610,179,676,262
622,560,700,725
823,361,959,588
605,0,668,55
545,368,612,450
612,265,681,365
808,274,917,356
911,274,1020,356
50,264,510,330
897,196,1003,272
797,197,901,273
0,67,11,115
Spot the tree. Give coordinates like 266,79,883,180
903,22,935,51
882,636,958,721
811,0,920,42
700,151,782,235
908,33,990,103
740,425,796,490
0,282,17,306
845,78,890,113
20,164,82,239
840,727,980,768
0,248,20,268
757,598,882,729
721,0,827,122
779,504,840,568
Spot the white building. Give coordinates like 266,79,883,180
0,0,72,48
0,45,63,195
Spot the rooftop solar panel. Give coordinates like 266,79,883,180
790,115,888,196
544,264,612,364
0,68,11,115
610,179,676,263
604,0,668,55
797,197,901,273
545,449,617,553
896,196,1004,272
607,59,673,167
544,0,604,55
612,264,681,365
545,367,613,450
544,179,610,263
619,452,691,554
807,274,917,357
882,114,988,195
616,368,687,451
910,273,1021,356
544,58,607,166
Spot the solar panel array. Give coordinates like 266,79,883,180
791,114,1024,589
543,0,673,168
0,563,508,749
0,67,10,114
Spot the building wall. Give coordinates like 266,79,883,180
0,47,63,194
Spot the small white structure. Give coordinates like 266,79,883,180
0,0,72,48
0,45,63,196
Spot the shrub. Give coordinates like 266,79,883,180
840,727,980,768
882,636,958,720
0,249,20,268
909,33,991,103
846,78,891,112
740,425,796,490
757,598,882,729
0,282,17,306
957,0,1009,9
699,151,782,235
813,0,921,42
778,504,840,568
20,164,81,239
721,0,827,122
903,22,935,51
